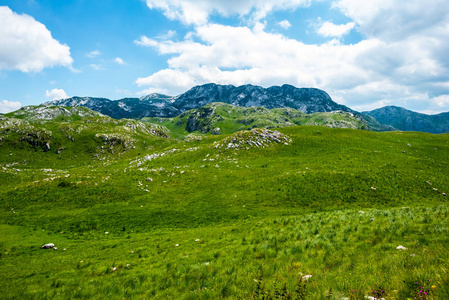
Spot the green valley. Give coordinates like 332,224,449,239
0,105,448,299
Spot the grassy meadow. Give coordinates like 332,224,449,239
1,119,449,299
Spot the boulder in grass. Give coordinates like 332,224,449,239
41,243,55,249
301,275,312,280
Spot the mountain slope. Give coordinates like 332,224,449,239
5,105,104,122
144,102,369,136
363,106,449,133
45,95,179,119
45,83,352,119
0,105,170,158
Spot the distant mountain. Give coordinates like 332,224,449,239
45,83,353,119
363,106,449,133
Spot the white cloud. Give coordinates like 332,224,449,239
136,18,449,112
90,64,101,70
0,6,73,72
46,88,68,100
317,21,355,38
157,30,177,39
136,0,449,112
114,57,126,65
136,23,374,94
434,95,449,108
135,36,158,47
333,0,449,41
145,0,311,25
277,20,291,29
86,50,101,58
0,100,22,113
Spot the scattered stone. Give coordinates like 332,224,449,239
43,142,51,152
359,211,365,214
195,239,200,242
53,247,57,250
443,193,447,196
371,187,377,190
175,244,179,247
370,218,375,221
433,188,438,191
41,243,55,249
214,128,292,150
426,181,432,185
396,245,407,250
105,232,109,234
301,275,312,280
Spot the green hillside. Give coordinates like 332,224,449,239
1,106,448,299
142,102,370,138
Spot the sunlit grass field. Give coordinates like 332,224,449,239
1,123,448,299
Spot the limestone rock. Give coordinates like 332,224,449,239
41,243,55,249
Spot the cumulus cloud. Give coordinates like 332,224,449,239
136,23,373,94
145,0,311,25
137,0,449,112
114,57,126,65
46,88,68,100
277,20,292,29
0,6,73,72
0,100,22,113
136,18,449,111
86,50,101,58
317,21,355,38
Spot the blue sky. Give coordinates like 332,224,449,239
1,0,449,114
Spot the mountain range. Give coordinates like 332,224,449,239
45,83,449,133
362,106,449,134
45,84,352,118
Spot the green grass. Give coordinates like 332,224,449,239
1,112,449,299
